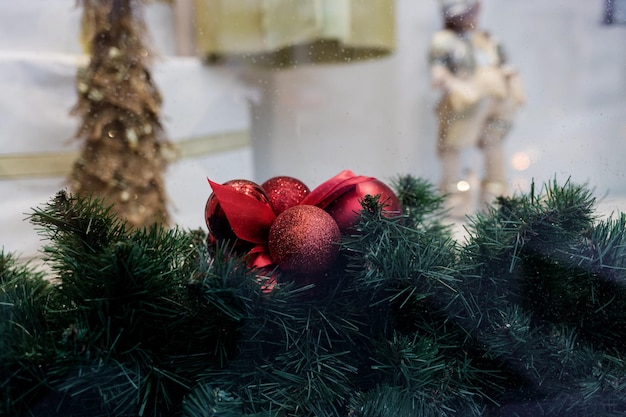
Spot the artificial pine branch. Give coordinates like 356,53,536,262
349,383,487,417
0,252,53,417
182,384,244,417
200,274,364,416
345,194,497,415
3,177,626,416
459,178,626,416
391,174,449,234
21,191,250,416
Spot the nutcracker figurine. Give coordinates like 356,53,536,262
429,0,524,217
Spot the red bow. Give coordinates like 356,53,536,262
207,170,374,268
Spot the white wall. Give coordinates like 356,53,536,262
246,0,441,188
246,0,626,199
482,0,626,196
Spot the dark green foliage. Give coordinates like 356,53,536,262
335,185,489,416
182,385,244,417
349,383,486,417
461,178,626,416
391,174,449,233
3,177,626,416
1,251,52,417
195,257,365,416
7,191,253,416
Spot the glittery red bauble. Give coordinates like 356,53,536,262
325,179,402,233
205,179,271,242
261,176,311,215
268,205,341,275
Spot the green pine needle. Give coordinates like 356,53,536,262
3,178,626,416
1,251,54,416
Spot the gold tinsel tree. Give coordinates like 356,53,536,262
70,0,172,228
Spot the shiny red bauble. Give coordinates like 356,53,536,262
205,179,271,242
268,205,341,276
261,176,311,216
325,179,402,233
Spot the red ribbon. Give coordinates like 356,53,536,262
207,170,375,269
207,179,276,244
300,170,375,209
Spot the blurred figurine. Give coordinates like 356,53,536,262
429,0,524,217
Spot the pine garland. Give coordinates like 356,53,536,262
2,177,626,416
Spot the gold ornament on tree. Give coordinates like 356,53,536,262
71,0,174,228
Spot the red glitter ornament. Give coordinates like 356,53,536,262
268,205,341,276
205,179,272,243
262,176,311,215
325,179,402,233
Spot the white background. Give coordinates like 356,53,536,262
0,0,625,259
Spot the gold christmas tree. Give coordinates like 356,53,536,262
70,0,173,228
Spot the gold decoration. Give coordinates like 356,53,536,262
72,0,172,228
194,0,396,67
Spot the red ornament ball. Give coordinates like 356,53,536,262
268,205,341,275
261,176,311,215
325,179,402,233
205,179,271,242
